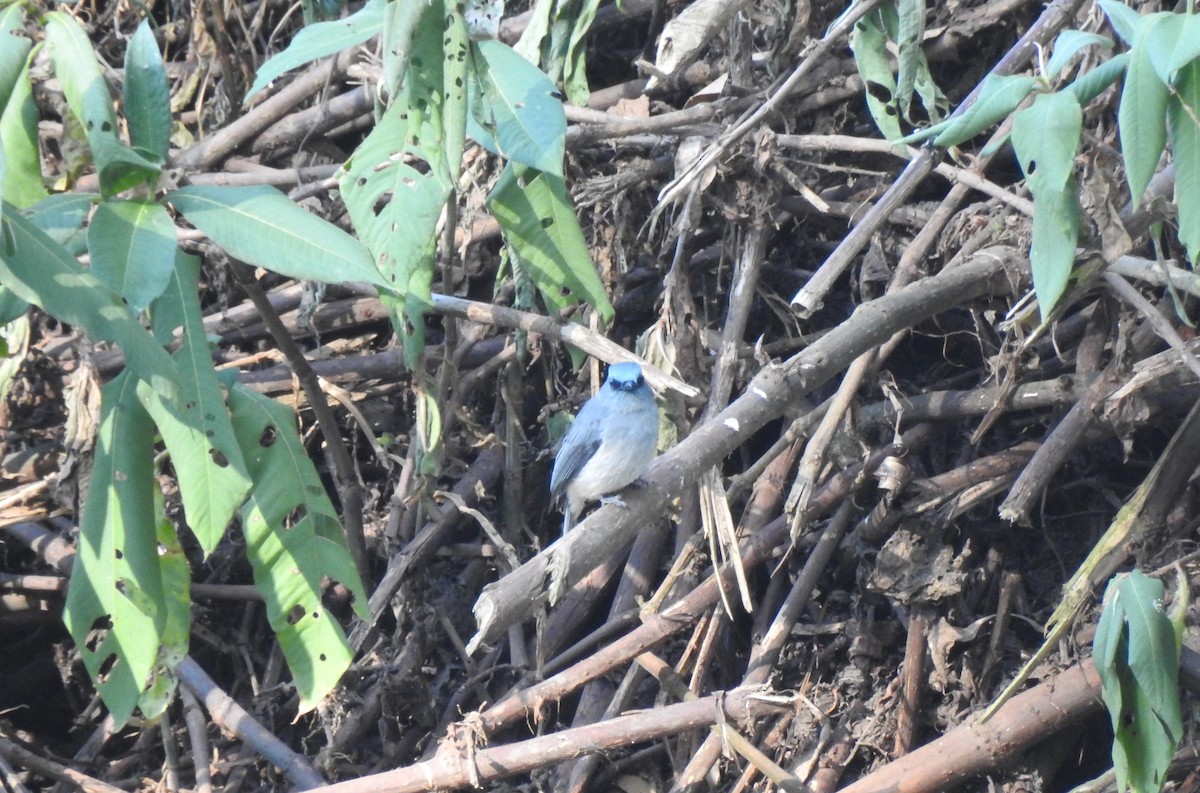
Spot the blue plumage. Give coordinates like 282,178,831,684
550,362,659,531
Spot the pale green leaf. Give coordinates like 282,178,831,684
137,486,190,722
1065,52,1128,106
0,204,180,402
562,0,603,106
247,0,385,99
925,74,1036,147
168,185,384,287
123,20,171,163
850,11,903,142
1169,60,1200,265
63,373,165,729
1047,30,1114,79
1119,31,1169,208
87,199,177,312
469,39,567,175
488,163,613,323
1,52,48,209
1097,0,1140,46
229,385,369,713
1012,90,1082,192
0,4,31,111
22,193,95,256
894,0,925,117
1028,178,1080,319
140,251,252,555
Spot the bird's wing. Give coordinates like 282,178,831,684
550,419,602,501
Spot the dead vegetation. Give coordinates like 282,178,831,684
2,0,1200,791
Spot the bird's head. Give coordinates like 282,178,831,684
605,362,647,392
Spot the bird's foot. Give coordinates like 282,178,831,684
599,494,629,509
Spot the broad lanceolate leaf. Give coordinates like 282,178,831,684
469,39,567,176
0,5,31,112
1066,52,1128,106
140,252,252,555
850,11,903,143
894,0,925,119
0,204,180,402
228,385,369,714
63,373,167,729
23,193,95,256
1120,22,1170,208
1028,177,1080,319
1144,12,1200,87
1094,572,1183,793
917,74,1035,147
1,50,48,209
1097,0,1140,46
340,0,453,364
1169,60,1200,266
44,12,160,196
562,0,603,106
168,185,384,288
138,486,190,722
123,20,171,164
247,0,385,99
488,163,614,323
87,199,177,312
1012,91,1082,192
1047,30,1114,79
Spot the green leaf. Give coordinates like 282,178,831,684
140,252,252,555
1120,21,1170,208
0,203,180,402
1047,30,1114,79
0,4,32,111
894,0,925,118
850,11,903,142
1065,52,1128,106
561,0,604,106
1094,572,1183,793
443,0,469,184
22,193,95,256
228,385,369,714
488,163,614,323
123,20,171,163
926,74,1037,147
1,51,48,209
1012,90,1082,192
1028,177,1080,319
469,39,567,176
168,185,384,287
1144,13,1200,86
381,0,427,101
44,12,160,196
137,486,190,722
1169,60,1200,265
63,372,166,729
1097,0,1140,46
87,199,177,312
247,0,385,99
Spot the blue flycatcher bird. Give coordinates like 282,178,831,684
550,362,659,532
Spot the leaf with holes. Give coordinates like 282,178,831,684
849,9,902,143
137,485,191,722
1012,90,1082,193
44,12,160,196
488,163,613,323
1094,571,1182,793
469,39,567,176
62,372,167,728
140,252,251,555
229,385,368,713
